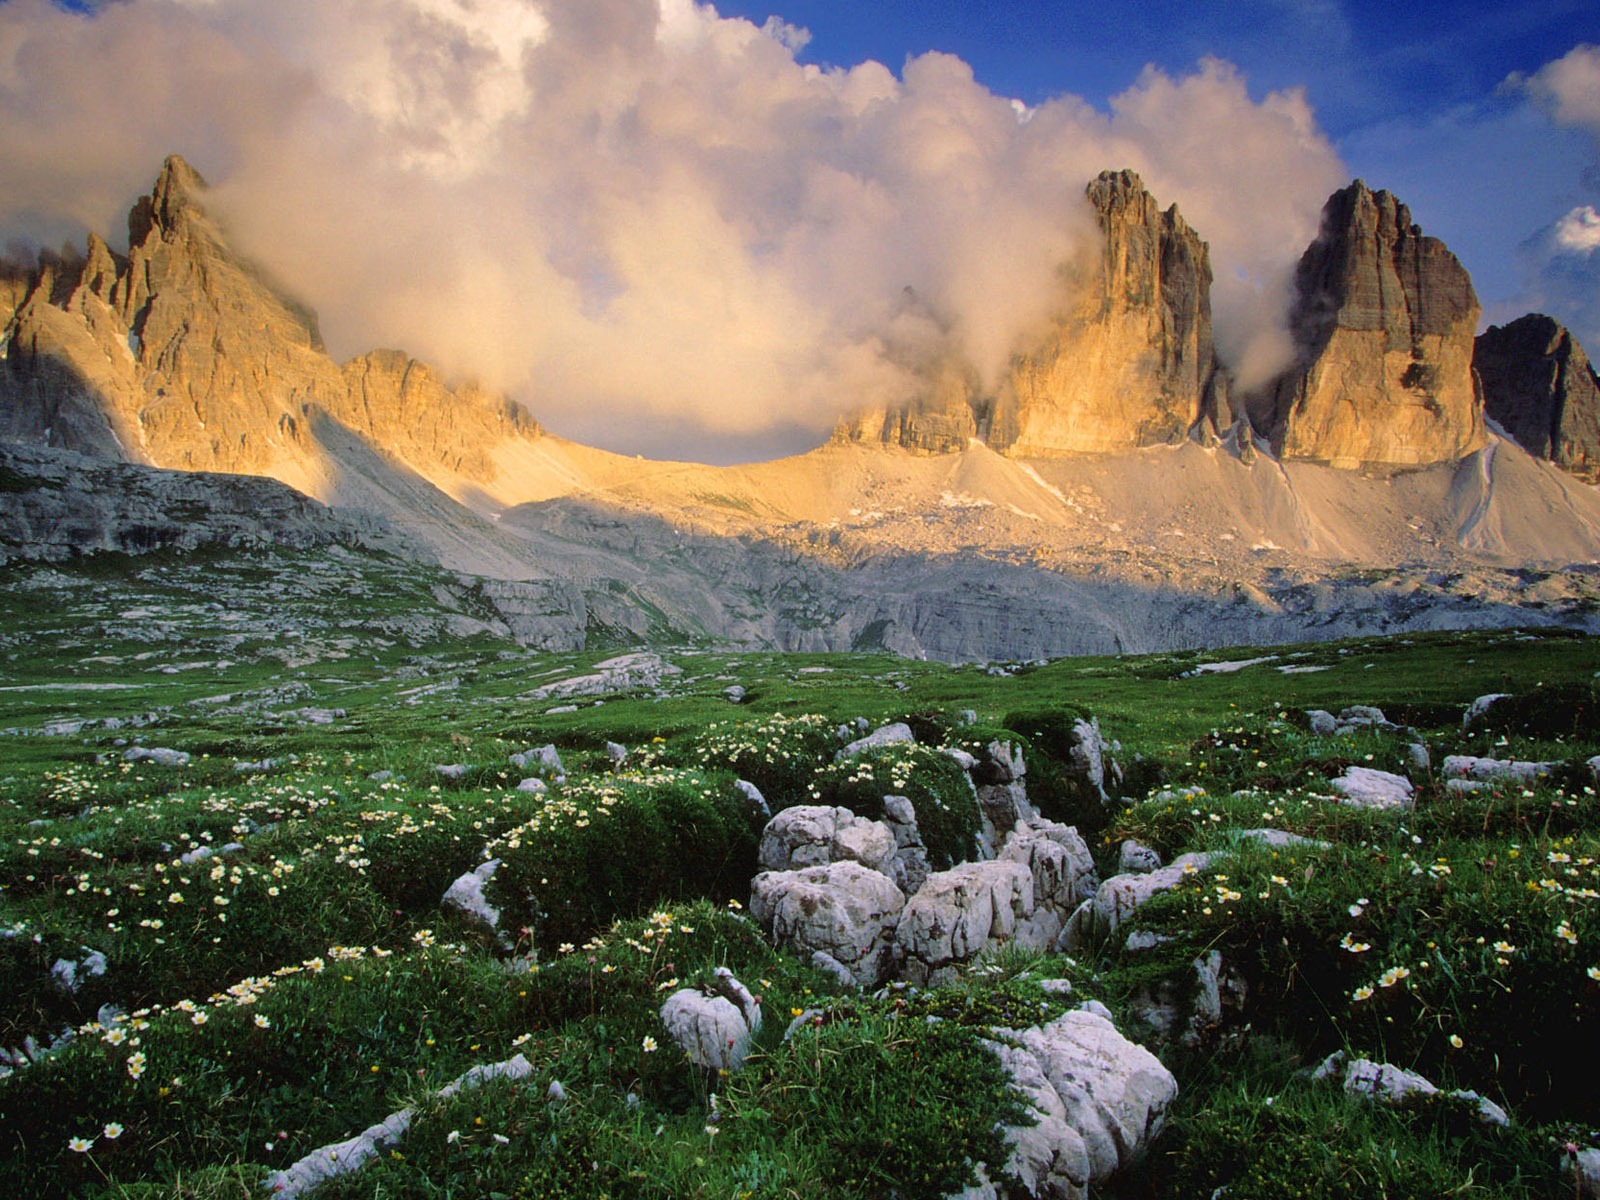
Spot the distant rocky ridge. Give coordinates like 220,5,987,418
1475,314,1600,483
0,442,407,563
5,155,1600,661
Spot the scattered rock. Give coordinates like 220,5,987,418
1068,852,1216,946
433,764,467,782
263,1055,533,1198
733,780,770,819
749,861,905,987
50,949,108,995
757,806,896,875
975,740,1037,848
835,722,915,762
1118,840,1163,875
1406,742,1431,773
1309,706,1396,736
1327,766,1414,810
880,795,932,895
974,1010,1178,1199
123,746,189,767
1229,827,1330,851
509,744,564,775
515,777,547,794
723,685,747,704
940,747,980,772
528,653,681,701
441,859,501,936
1066,717,1116,806
1441,756,1557,786
1313,1052,1508,1126
604,741,628,767
179,842,243,864
1463,693,1511,729
1572,1146,1600,1199
899,860,1034,986
232,759,277,773
659,968,762,1072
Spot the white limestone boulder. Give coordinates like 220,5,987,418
757,805,895,874
1069,852,1216,947
659,968,762,1072
899,860,1033,985
441,859,501,935
1327,766,1414,810
749,861,905,987
835,722,915,762
980,1009,1178,1198
1442,756,1558,786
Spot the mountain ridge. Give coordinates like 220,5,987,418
4,155,1600,661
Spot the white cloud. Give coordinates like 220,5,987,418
1553,205,1600,255
1519,43,1600,136
0,0,1348,460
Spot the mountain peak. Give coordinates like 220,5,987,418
1253,178,1483,468
128,153,211,249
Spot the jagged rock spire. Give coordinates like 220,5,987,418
837,168,1227,457
1254,180,1485,468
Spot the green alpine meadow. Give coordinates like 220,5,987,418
2,545,1597,1197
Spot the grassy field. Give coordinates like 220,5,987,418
2,548,1598,1197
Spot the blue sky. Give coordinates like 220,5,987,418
718,1,1591,133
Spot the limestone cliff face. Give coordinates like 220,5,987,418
832,353,982,454
341,350,539,481
0,155,541,490
1258,181,1485,468
835,170,1225,456
992,169,1224,454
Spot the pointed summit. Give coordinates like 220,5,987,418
836,168,1225,456
127,154,210,248
992,167,1222,454
1253,179,1485,468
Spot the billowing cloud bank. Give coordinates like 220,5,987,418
0,0,1348,459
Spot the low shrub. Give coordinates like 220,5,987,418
1152,1073,1561,1199
685,713,836,809
483,770,762,948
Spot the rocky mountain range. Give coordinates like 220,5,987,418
4,155,1600,660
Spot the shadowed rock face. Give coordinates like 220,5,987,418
1257,181,1485,468
1476,314,1600,483
836,169,1226,456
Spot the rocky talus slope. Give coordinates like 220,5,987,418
1475,313,1600,483
1254,181,1485,468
